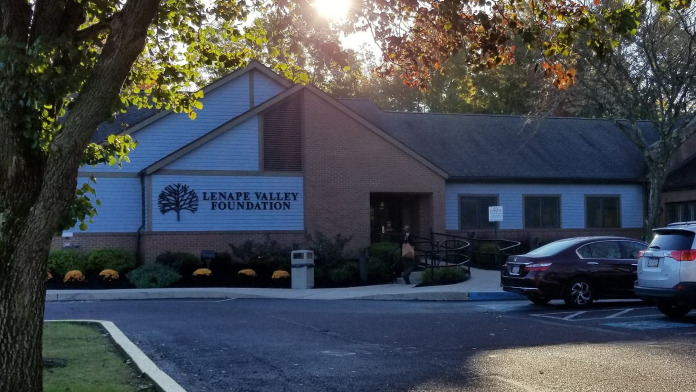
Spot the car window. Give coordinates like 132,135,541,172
577,241,621,259
527,239,580,257
620,241,646,259
649,230,696,250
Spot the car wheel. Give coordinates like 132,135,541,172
563,278,594,307
657,302,692,319
527,294,551,305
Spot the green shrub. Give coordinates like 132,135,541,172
126,264,181,288
155,252,201,276
85,248,136,274
228,235,295,270
367,242,399,283
421,266,470,285
305,231,353,263
48,250,86,276
327,262,360,286
478,241,500,253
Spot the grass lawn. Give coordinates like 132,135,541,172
43,321,158,392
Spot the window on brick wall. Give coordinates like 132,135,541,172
263,96,302,172
666,201,696,223
459,195,498,229
586,196,621,228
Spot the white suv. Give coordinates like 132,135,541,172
635,222,696,318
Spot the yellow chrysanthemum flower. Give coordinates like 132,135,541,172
193,268,212,277
63,270,85,283
237,269,257,278
99,269,120,281
271,270,290,279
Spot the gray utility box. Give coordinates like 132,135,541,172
291,250,315,289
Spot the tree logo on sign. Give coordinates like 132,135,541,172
158,183,199,221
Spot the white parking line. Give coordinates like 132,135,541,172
530,308,661,321
603,320,694,330
562,311,587,320
604,308,636,319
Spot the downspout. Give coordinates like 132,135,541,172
136,170,146,265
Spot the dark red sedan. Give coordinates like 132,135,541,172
501,236,648,307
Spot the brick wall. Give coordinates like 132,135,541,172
302,91,446,257
50,233,139,256
447,228,646,250
138,231,306,262
52,231,307,263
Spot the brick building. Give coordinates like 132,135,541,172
52,62,693,261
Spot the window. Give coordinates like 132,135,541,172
666,201,696,223
577,240,621,259
586,196,620,228
524,196,560,228
459,195,498,229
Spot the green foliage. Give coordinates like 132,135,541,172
85,248,137,274
305,231,353,263
478,241,500,253
126,264,181,289
209,251,234,273
228,235,295,270
47,250,86,276
421,267,470,285
327,262,360,286
367,242,400,283
155,251,201,276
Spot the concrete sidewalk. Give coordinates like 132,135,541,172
46,267,524,302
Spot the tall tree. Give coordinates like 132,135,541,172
0,1,264,390
569,4,696,235
347,0,695,235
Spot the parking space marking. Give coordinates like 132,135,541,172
530,308,662,321
602,320,694,330
477,303,531,312
604,308,635,319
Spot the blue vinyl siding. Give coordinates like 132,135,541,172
165,117,259,171
254,71,286,106
72,177,142,233
81,71,284,175
446,183,643,230
150,175,303,231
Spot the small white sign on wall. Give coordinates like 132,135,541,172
489,206,503,222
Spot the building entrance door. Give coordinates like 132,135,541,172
370,193,423,243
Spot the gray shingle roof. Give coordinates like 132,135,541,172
340,99,657,182
92,106,160,142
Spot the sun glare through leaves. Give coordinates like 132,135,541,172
314,0,351,21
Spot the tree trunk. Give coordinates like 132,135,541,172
0,169,75,392
644,164,668,241
0,0,160,388
0,221,52,392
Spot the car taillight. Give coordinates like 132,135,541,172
638,250,646,258
525,263,552,271
667,250,696,261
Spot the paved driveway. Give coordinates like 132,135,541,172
45,298,696,392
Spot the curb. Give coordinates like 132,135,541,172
45,289,526,302
45,319,186,392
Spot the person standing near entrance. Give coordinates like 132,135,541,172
401,232,416,284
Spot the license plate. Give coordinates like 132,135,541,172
647,258,659,267
511,265,520,274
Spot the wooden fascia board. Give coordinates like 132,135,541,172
117,61,294,138
141,84,304,175
303,84,449,179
